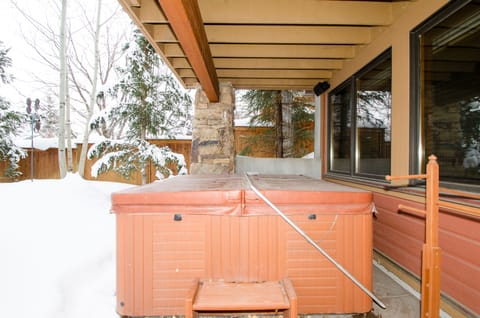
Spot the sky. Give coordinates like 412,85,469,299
0,0,204,142
1,0,70,106
0,0,132,128
0,173,133,317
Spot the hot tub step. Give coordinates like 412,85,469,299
185,278,297,318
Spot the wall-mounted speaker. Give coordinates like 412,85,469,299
313,81,330,96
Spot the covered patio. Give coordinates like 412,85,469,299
114,1,479,317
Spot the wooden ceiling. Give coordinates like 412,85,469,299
117,0,415,101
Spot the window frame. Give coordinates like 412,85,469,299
327,48,392,181
328,78,354,175
410,0,480,192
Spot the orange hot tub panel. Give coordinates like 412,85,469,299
111,174,374,316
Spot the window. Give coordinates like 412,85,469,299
328,49,392,179
329,81,352,173
412,0,480,188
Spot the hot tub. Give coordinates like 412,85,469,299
111,174,374,316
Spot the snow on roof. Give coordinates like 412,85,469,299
14,135,193,151
14,137,78,151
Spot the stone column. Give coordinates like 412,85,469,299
190,82,235,174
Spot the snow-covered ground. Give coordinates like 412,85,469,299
0,174,134,317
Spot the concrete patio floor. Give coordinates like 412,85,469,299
369,262,421,318
304,261,446,318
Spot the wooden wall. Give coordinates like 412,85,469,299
373,193,480,314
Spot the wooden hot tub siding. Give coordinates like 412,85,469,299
373,193,480,315
113,175,373,317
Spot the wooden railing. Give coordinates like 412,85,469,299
386,155,440,318
386,155,480,318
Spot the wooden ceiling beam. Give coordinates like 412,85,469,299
117,0,188,90
213,58,343,70
216,78,324,90
205,25,371,45
148,24,177,42
211,44,355,59
125,0,141,7
169,57,192,69
162,43,185,57
198,0,394,26
216,69,332,79
132,0,167,23
157,0,219,102
183,77,323,90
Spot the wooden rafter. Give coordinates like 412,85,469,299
156,0,219,102
118,0,417,91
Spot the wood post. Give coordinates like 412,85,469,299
421,155,441,318
386,154,442,318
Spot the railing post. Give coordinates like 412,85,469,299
385,154,442,318
421,155,441,318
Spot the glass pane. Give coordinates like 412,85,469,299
330,84,351,172
421,2,480,185
356,54,392,176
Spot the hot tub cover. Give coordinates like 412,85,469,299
111,174,373,216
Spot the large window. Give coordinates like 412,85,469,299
329,81,352,173
412,0,480,188
328,50,392,179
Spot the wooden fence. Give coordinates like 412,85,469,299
0,139,192,185
235,123,314,158
1,125,313,184
80,139,192,184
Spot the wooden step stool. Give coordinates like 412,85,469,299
185,278,298,318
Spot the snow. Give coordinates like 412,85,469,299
14,137,79,151
0,174,134,317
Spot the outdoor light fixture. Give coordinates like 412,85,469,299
26,97,41,181
313,81,330,96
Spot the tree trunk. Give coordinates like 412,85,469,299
66,80,74,172
58,0,68,178
282,91,294,158
78,0,102,178
274,90,283,158
141,97,147,185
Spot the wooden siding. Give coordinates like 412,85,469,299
116,212,372,316
373,193,480,314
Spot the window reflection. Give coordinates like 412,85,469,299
328,50,392,178
418,1,480,186
356,57,392,176
330,83,352,173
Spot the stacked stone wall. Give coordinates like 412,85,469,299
190,82,235,174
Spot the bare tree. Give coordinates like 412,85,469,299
10,0,129,176
77,0,102,177
58,0,67,178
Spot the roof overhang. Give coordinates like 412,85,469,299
117,0,414,102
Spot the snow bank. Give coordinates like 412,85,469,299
0,174,133,318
